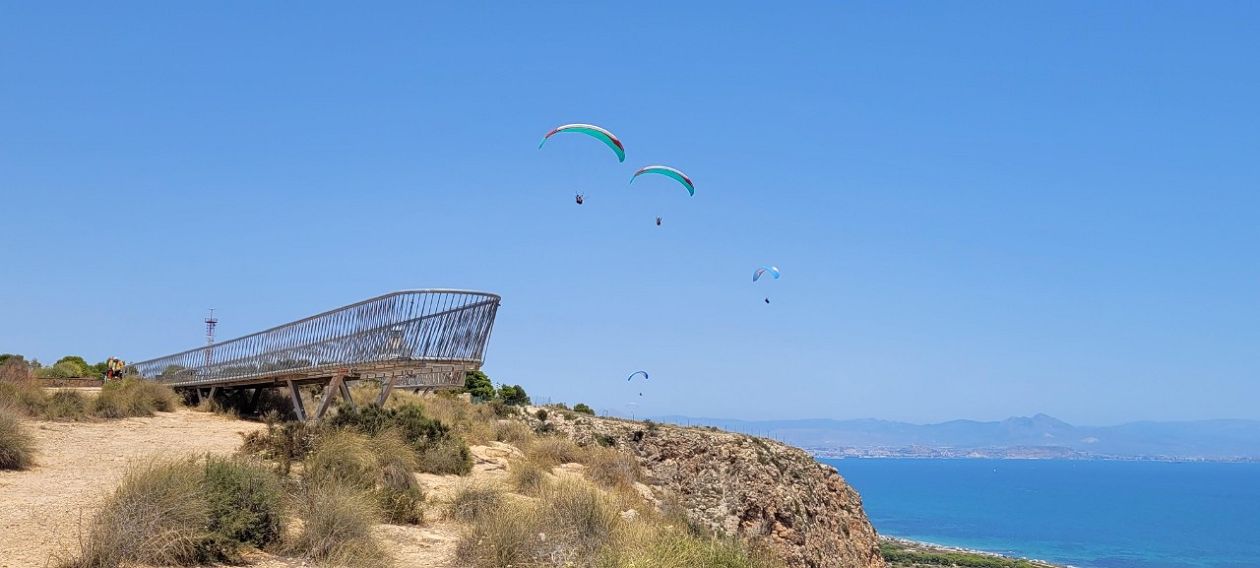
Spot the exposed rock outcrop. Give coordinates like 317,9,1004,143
546,414,886,568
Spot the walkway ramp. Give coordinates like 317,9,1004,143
130,290,500,419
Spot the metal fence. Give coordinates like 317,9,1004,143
129,290,501,388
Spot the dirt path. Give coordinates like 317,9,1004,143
0,410,265,568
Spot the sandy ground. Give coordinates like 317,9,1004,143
0,410,521,568
0,410,265,567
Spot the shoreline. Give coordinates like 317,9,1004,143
880,535,1073,568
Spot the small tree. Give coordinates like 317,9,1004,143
573,403,595,416
497,384,530,406
53,356,94,378
463,371,495,401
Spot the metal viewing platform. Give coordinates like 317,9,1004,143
129,290,500,420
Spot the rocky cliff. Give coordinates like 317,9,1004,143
546,414,886,568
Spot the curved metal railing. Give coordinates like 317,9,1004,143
130,290,500,388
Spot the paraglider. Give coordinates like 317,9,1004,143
575,193,584,205
626,370,649,382
656,216,662,226
752,266,780,282
754,266,780,304
539,124,626,162
630,165,694,196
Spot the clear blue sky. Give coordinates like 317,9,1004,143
2,2,1257,424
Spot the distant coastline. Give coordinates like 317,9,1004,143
880,536,1071,568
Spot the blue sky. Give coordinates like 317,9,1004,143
1,2,1257,424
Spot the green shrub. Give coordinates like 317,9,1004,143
44,390,89,421
535,408,549,421
497,384,531,406
463,370,495,400
0,407,34,470
573,403,595,415
202,456,284,550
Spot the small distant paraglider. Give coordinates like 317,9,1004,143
575,193,584,205
539,123,626,162
754,265,780,304
626,370,649,382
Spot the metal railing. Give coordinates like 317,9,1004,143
130,290,500,388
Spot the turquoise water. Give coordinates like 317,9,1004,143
822,458,1260,568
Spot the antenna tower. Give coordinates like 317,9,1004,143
204,308,218,367
205,308,218,346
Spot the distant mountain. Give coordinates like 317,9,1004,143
650,414,1260,461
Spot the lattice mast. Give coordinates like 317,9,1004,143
203,308,218,367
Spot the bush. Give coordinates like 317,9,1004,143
62,456,288,567
201,457,285,553
287,479,390,568
0,407,35,470
44,390,89,421
497,384,531,406
535,408,549,421
92,378,178,419
304,430,425,525
447,483,505,522
238,420,322,475
573,403,595,415
463,370,495,400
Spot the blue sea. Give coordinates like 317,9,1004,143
821,459,1260,568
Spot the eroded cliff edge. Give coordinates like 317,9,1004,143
542,413,886,568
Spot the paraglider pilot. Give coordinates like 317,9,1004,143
575,193,584,205
656,216,662,226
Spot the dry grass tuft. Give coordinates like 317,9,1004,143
583,446,642,490
493,419,535,447
303,429,424,525
528,436,588,467
0,379,48,416
287,479,391,568
509,456,551,496
44,390,90,421
447,482,506,522
92,378,179,419
63,458,210,567
0,406,35,470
